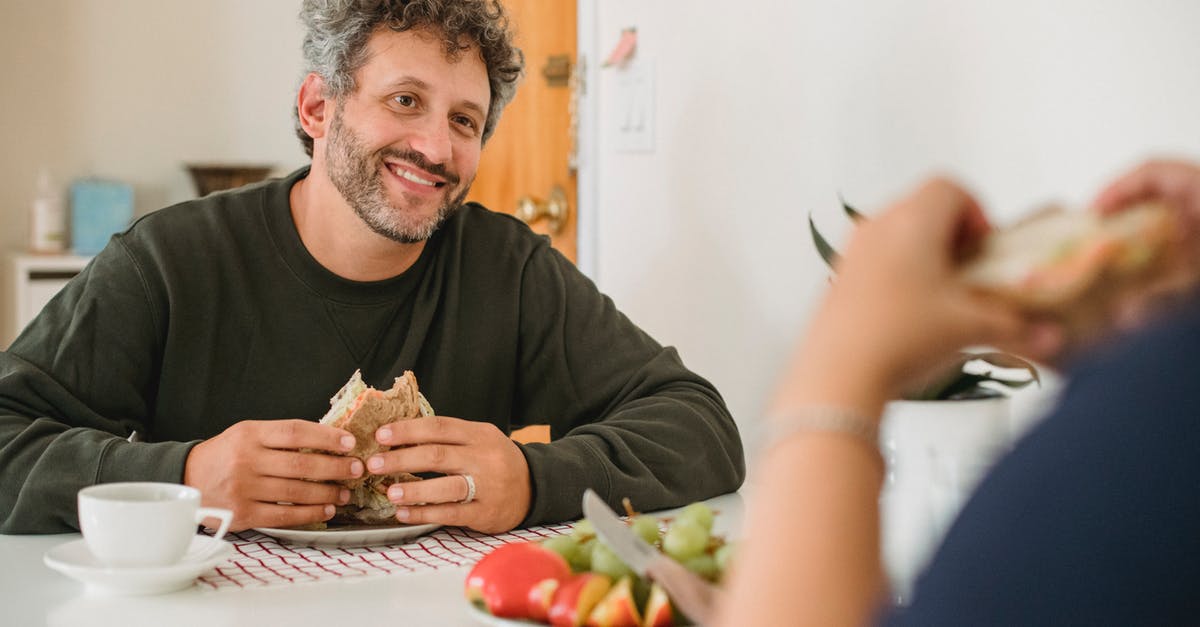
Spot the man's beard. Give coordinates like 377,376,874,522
325,109,472,244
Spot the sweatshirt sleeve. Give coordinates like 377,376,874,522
0,238,194,533
514,244,745,525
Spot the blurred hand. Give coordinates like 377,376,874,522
369,416,531,534
1091,159,1200,328
1094,159,1200,217
184,419,362,531
777,178,1059,413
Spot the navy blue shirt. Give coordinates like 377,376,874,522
884,301,1200,625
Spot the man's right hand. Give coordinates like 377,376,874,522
183,419,364,531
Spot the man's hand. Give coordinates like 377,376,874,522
368,416,532,534
184,419,364,531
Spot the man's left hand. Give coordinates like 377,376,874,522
367,416,532,534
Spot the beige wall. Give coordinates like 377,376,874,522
0,0,307,255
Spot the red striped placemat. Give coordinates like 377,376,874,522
197,523,572,590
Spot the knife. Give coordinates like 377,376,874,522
581,489,722,626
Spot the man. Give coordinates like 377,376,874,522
0,0,744,535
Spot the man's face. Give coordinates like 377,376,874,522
324,27,490,243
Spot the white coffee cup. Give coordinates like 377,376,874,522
77,482,233,568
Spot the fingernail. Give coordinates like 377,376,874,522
395,507,410,521
339,489,350,504
340,435,355,450
324,504,335,518
377,427,392,442
388,486,404,500
367,456,384,471
350,460,364,476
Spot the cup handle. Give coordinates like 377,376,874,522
196,507,233,542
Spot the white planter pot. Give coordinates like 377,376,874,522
878,396,1011,604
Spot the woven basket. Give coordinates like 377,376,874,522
186,164,274,197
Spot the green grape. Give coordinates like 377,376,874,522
714,542,736,572
630,515,660,545
572,518,595,540
662,520,709,561
591,541,634,580
683,553,719,581
675,502,715,532
570,538,595,571
541,535,579,563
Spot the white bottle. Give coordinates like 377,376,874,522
30,168,66,253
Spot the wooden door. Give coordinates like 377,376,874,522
471,0,577,444
468,0,578,263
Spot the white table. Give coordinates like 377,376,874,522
0,493,744,627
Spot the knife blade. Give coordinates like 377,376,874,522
581,489,722,626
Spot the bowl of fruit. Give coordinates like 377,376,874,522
465,499,733,626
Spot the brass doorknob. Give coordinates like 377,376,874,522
515,186,569,234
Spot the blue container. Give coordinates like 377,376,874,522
70,180,134,255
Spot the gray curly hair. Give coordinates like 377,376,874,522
295,0,524,156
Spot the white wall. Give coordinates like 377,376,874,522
0,0,308,254
4,1,1199,457
592,0,1200,450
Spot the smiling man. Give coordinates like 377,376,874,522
0,0,744,534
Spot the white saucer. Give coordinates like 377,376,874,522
43,536,234,596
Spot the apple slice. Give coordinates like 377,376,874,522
528,577,562,622
550,572,613,627
641,582,674,627
465,542,571,619
587,576,642,627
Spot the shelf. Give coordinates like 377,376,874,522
3,252,94,348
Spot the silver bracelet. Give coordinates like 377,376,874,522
765,405,882,459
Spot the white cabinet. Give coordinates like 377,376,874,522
2,253,92,348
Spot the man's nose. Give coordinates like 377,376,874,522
407,116,453,167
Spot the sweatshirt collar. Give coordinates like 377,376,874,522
262,166,438,305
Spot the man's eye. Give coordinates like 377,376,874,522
453,115,478,131
394,95,416,107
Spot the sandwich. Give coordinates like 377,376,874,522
316,369,435,526
961,201,1185,332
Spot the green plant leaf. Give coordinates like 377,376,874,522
935,373,991,399
965,351,1041,387
979,373,1038,389
808,196,1041,402
808,213,840,268
839,194,866,222
905,365,971,400
903,350,1039,400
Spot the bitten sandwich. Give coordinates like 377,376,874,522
961,202,1183,326
317,369,434,526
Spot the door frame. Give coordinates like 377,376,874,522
575,0,600,280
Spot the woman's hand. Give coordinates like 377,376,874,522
721,177,1060,627
1091,159,1200,329
776,178,1054,415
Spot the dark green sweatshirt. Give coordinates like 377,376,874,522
0,168,744,533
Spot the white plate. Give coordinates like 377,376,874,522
43,536,234,596
253,523,441,547
466,602,543,626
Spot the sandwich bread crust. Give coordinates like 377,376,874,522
962,202,1184,330
309,370,434,527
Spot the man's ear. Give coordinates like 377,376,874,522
297,72,332,140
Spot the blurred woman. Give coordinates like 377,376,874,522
718,160,1200,626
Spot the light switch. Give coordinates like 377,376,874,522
613,60,654,153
